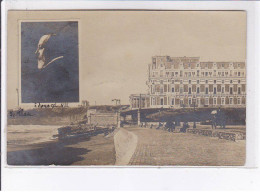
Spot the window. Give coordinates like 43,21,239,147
180,100,184,106
214,87,217,94
172,87,175,93
197,80,199,84
222,87,224,93
197,87,200,94
180,87,183,94
152,97,155,106
205,98,209,105
206,80,208,84
197,64,199,67
172,80,174,84
206,87,209,94
160,70,163,77
238,87,241,94
189,98,192,105
214,98,217,105
238,80,241,84
238,72,241,76
189,80,191,84
221,98,225,105
222,80,224,84
214,80,216,84
188,64,191,68
238,98,241,105
197,70,200,76
180,80,183,84
172,98,175,105
205,72,208,76
160,98,163,105
230,87,233,95
230,98,233,105
222,72,224,76
230,80,233,84
189,87,192,94
222,64,224,67
160,87,163,94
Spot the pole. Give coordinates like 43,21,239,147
193,100,196,129
117,110,121,128
138,94,142,126
16,88,19,108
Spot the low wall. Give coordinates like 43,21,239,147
186,128,245,141
113,128,138,165
89,113,118,126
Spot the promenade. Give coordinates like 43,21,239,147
7,125,245,166
126,126,245,166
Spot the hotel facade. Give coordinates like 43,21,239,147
130,56,246,109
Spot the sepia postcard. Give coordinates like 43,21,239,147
6,10,246,166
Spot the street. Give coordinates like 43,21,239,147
126,126,245,166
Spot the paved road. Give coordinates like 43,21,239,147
126,127,245,166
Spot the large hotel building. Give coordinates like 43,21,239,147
130,56,246,109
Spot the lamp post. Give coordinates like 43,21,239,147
192,98,196,129
137,94,141,126
16,88,20,108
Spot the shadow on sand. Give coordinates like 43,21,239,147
7,135,93,165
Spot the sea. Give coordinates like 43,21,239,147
7,125,62,146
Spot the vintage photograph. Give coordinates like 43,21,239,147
7,11,246,166
21,21,79,103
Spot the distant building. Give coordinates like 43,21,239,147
82,100,89,107
130,56,246,109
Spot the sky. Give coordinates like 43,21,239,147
7,11,246,108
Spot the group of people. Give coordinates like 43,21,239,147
141,121,191,133
211,108,226,129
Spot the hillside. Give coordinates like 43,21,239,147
7,105,130,125
144,107,246,125
8,107,89,125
